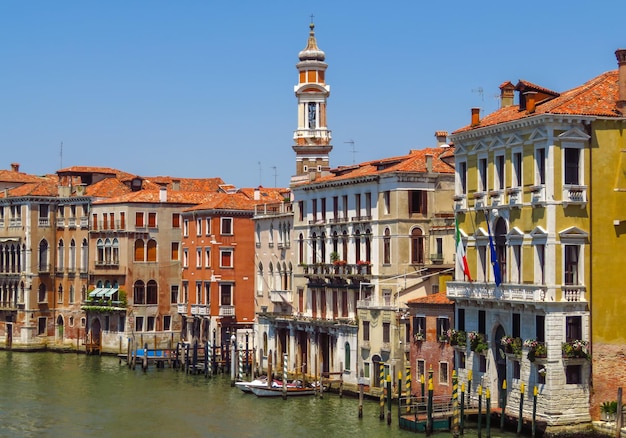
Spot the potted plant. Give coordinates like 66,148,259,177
469,331,488,353
524,339,547,362
562,339,589,359
450,330,466,348
330,251,340,264
501,336,523,356
414,331,425,342
439,330,451,343
600,401,618,421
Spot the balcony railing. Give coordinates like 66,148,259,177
38,217,50,227
177,304,187,314
454,194,467,211
357,298,394,309
219,305,235,316
9,218,22,227
95,260,120,268
447,281,552,302
562,285,586,302
56,218,65,228
529,185,545,205
191,304,210,316
489,190,504,206
302,263,372,277
68,217,77,228
507,187,522,207
270,290,293,304
430,253,444,264
351,215,372,223
562,185,587,206
293,128,332,141
80,217,89,228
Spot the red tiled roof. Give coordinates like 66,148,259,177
238,187,289,202
93,189,213,205
184,192,260,212
2,179,59,197
407,292,453,305
0,169,46,184
144,177,225,193
85,177,131,198
454,70,620,134
306,147,455,185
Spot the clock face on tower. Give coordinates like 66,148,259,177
308,102,316,129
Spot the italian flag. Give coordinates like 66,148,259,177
456,217,472,281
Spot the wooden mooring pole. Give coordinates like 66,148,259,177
616,387,623,438
517,383,525,436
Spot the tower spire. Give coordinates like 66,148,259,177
291,21,332,184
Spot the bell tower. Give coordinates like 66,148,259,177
291,22,332,183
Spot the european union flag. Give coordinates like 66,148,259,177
484,212,502,286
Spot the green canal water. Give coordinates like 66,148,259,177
0,351,523,438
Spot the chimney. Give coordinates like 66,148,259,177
471,108,480,127
425,154,433,173
500,81,515,107
254,187,260,200
525,91,537,113
434,131,448,147
172,179,181,191
159,187,167,203
615,49,626,114
10,163,19,172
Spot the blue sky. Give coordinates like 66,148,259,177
2,1,624,189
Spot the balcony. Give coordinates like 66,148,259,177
270,290,293,304
56,218,65,228
68,217,77,229
95,259,120,268
351,215,372,223
38,264,51,274
507,187,522,207
357,298,394,310
38,217,50,227
447,281,552,303
219,305,235,316
293,128,332,141
191,304,210,316
562,285,586,302
0,219,4,228
529,185,545,205
80,217,89,228
177,304,187,314
328,217,348,224
430,253,444,264
303,263,372,279
9,218,22,227
562,185,587,207
489,190,504,207
308,218,326,225
454,194,467,211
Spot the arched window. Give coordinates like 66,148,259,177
57,285,63,304
38,283,46,303
342,231,348,262
298,233,304,264
146,239,157,262
146,280,158,304
495,218,507,283
268,262,274,290
39,239,49,271
69,285,75,303
97,239,104,264
81,239,88,272
255,223,261,247
411,228,425,264
104,238,112,264
112,238,119,265
383,228,391,264
354,230,361,263
365,229,371,262
344,342,351,371
69,239,76,271
133,280,145,304
57,239,64,270
134,239,145,262
332,231,339,255
269,224,274,246
320,232,326,263
282,262,288,290
256,262,264,295
311,233,317,264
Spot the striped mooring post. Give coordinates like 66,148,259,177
379,363,385,420
405,366,412,414
282,353,288,399
238,348,243,381
500,379,507,431
452,370,459,437
207,341,212,377
517,382,525,435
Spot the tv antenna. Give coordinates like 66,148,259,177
271,166,277,187
472,87,484,102
258,161,262,186
344,140,357,164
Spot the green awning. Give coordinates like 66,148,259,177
89,288,105,298
103,288,118,299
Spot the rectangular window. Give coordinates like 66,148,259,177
172,213,180,228
332,196,339,220
565,365,582,384
183,248,189,268
148,212,157,228
564,245,580,285
413,316,426,338
104,315,110,331
196,248,202,268
135,316,144,332
365,192,372,217
536,315,545,342
513,360,521,379
136,212,144,227
537,244,546,285
479,355,487,373
513,152,522,187
196,218,202,236
383,191,390,214
119,315,125,333
147,316,155,331
363,321,370,341
163,315,171,331
564,148,580,185
119,211,125,229
170,285,179,304
221,217,233,235
512,245,521,284
171,242,180,260
417,360,425,381
38,317,46,335
320,198,326,221
477,245,487,281
109,213,115,229
183,219,189,236
220,249,233,268
196,282,202,304
342,195,348,220
298,201,304,222
409,191,427,215
536,148,546,185
382,322,390,343
204,282,211,305
459,161,467,194
205,218,211,235
478,310,486,334
513,313,521,338
220,283,232,306
566,316,582,341
495,154,505,190
182,282,188,303
479,158,488,192
204,248,211,268
439,362,449,385
457,308,465,332
311,199,318,221
458,352,466,369
437,317,450,339
354,194,361,217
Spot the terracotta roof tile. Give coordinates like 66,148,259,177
454,70,620,134
0,169,47,184
85,177,131,198
184,192,260,212
2,179,59,197
93,189,213,205
407,292,454,305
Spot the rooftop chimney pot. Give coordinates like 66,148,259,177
10,163,19,172
616,49,626,114
471,108,480,127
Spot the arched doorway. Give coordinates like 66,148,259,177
90,318,102,348
372,354,382,387
494,324,506,403
56,315,64,342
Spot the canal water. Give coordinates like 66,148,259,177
0,351,521,438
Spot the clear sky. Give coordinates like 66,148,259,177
2,1,624,189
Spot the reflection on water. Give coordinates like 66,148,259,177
0,351,520,438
